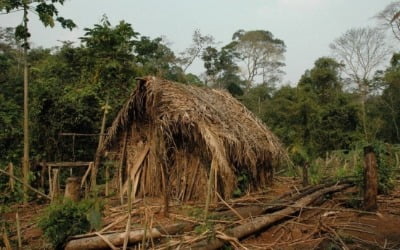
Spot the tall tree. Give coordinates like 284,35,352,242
80,16,138,105
298,57,343,103
330,27,391,140
80,16,139,188
375,53,400,143
178,29,214,73
134,36,178,78
230,29,286,90
0,0,75,202
376,1,400,42
201,43,242,92
0,27,23,167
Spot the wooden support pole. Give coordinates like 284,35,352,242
119,132,128,205
40,162,46,190
16,211,22,249
8,163,14,192
52,169,60,201
363,145,378,211
122,179,132,250
161,165,169,217
204,159,216,221
105,165,109,197
302,163,309,187
92,98,110,191
48,164,52,198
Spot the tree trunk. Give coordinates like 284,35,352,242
363,145,378,211
22,3,30,204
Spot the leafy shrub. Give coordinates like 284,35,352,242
38,199,102,248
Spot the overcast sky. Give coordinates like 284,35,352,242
0,0,395,84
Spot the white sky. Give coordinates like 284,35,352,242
0,0,395,84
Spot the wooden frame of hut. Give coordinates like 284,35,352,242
101,76,287,202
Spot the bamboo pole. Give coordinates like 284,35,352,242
105,165,109,197
161,165,169,217
16,211,22,249
92,98,110,191
119,132,128,205
123,179,132,250
204,159,216,221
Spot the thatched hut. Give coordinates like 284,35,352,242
102,76,287,201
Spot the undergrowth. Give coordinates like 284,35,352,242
38,199,103,249
289,141,399,194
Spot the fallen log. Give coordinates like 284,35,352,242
65,222,194,250
190,183,352,250
218,180,353,219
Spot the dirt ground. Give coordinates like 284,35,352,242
2,177,400,249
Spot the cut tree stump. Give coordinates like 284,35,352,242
363,145,378,211
64,177,81,202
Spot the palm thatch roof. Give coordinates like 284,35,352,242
102,76,287,200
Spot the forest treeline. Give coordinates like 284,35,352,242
1,4,400,179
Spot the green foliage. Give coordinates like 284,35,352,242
375,145,397,194
1,0,76,48
233,171,250,197
0,167,23,204
194,222,214,235
38,199,103,248
298,57,343,102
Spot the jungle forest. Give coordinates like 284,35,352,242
1,1,400,249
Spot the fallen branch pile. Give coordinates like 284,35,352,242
65,180,357,249
190,183,352,249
